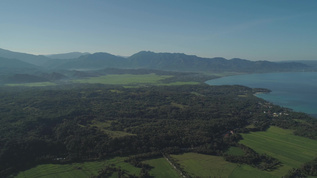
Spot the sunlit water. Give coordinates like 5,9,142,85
206,72,317,118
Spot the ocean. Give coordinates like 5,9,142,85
206,72,317,118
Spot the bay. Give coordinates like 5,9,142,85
206,72,317,117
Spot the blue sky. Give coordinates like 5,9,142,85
1,0,316,61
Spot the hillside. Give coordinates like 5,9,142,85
4,74,49,84
0,48,50,66
128,51,310,72
0,48,312,85
0,48,311,73
55,52,128,70
53,51,310,73
288,60,317,69
0,57,37,69
0,57,40,76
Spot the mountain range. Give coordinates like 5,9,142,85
0,48,314,84
0,48,311,71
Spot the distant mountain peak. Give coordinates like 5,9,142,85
45,52,90,59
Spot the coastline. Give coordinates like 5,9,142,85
206,72,317,119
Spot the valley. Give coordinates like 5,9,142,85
0,48,317,177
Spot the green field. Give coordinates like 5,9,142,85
158,81,200,86
72,74,172,85
143,158,180,178
15,157,140,178
5,82,57,87
72,74,199,86
171,152,274,178
240,126,317,177
226,146,245,156
14,126,317,178
15,153,277,178
172,153,236,177
4,74,201,87
16,124,317,178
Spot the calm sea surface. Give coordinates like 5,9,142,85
206,72,317,117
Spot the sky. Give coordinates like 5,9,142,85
0,0,317,61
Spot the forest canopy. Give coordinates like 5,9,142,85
0,84,316,177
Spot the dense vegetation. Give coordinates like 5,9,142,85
0,84,316,177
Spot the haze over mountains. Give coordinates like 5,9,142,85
45,52,90,60
0,48,313,84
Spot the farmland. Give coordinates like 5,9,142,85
13,126,317,178
15,157,140,178
72,74,199,86
171,152,274,178
5,82,57,87
72,74,171,85
14,153,278,178
240,126,317,177
143,158,180,177
3,73,200,87
170,126,317,178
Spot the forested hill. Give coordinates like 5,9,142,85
0,57,39,75
55,51,310,72
0,48,50,66
128,51,310,72
0,48,311,73
0,57,38,69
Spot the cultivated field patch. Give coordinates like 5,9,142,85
171,152,274,178
143,157,180,178
240,126,317,177
5,82,56,87
15,157,140,178
72,74,172,85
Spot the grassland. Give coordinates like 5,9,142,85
158,81,200,86
15,157,140,178
225,146,245,156
143,158,180,178
72,74,172,85
90,120,136,138
5,82,56,87
171,152,274,178
172,153,236,177
240,126,317,177
16,153,278,178
72,74,199,86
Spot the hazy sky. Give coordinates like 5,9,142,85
1,0,317,61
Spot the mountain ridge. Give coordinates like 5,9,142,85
0,48,50,66
0,48,312,73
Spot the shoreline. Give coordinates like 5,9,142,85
205,72,317,119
